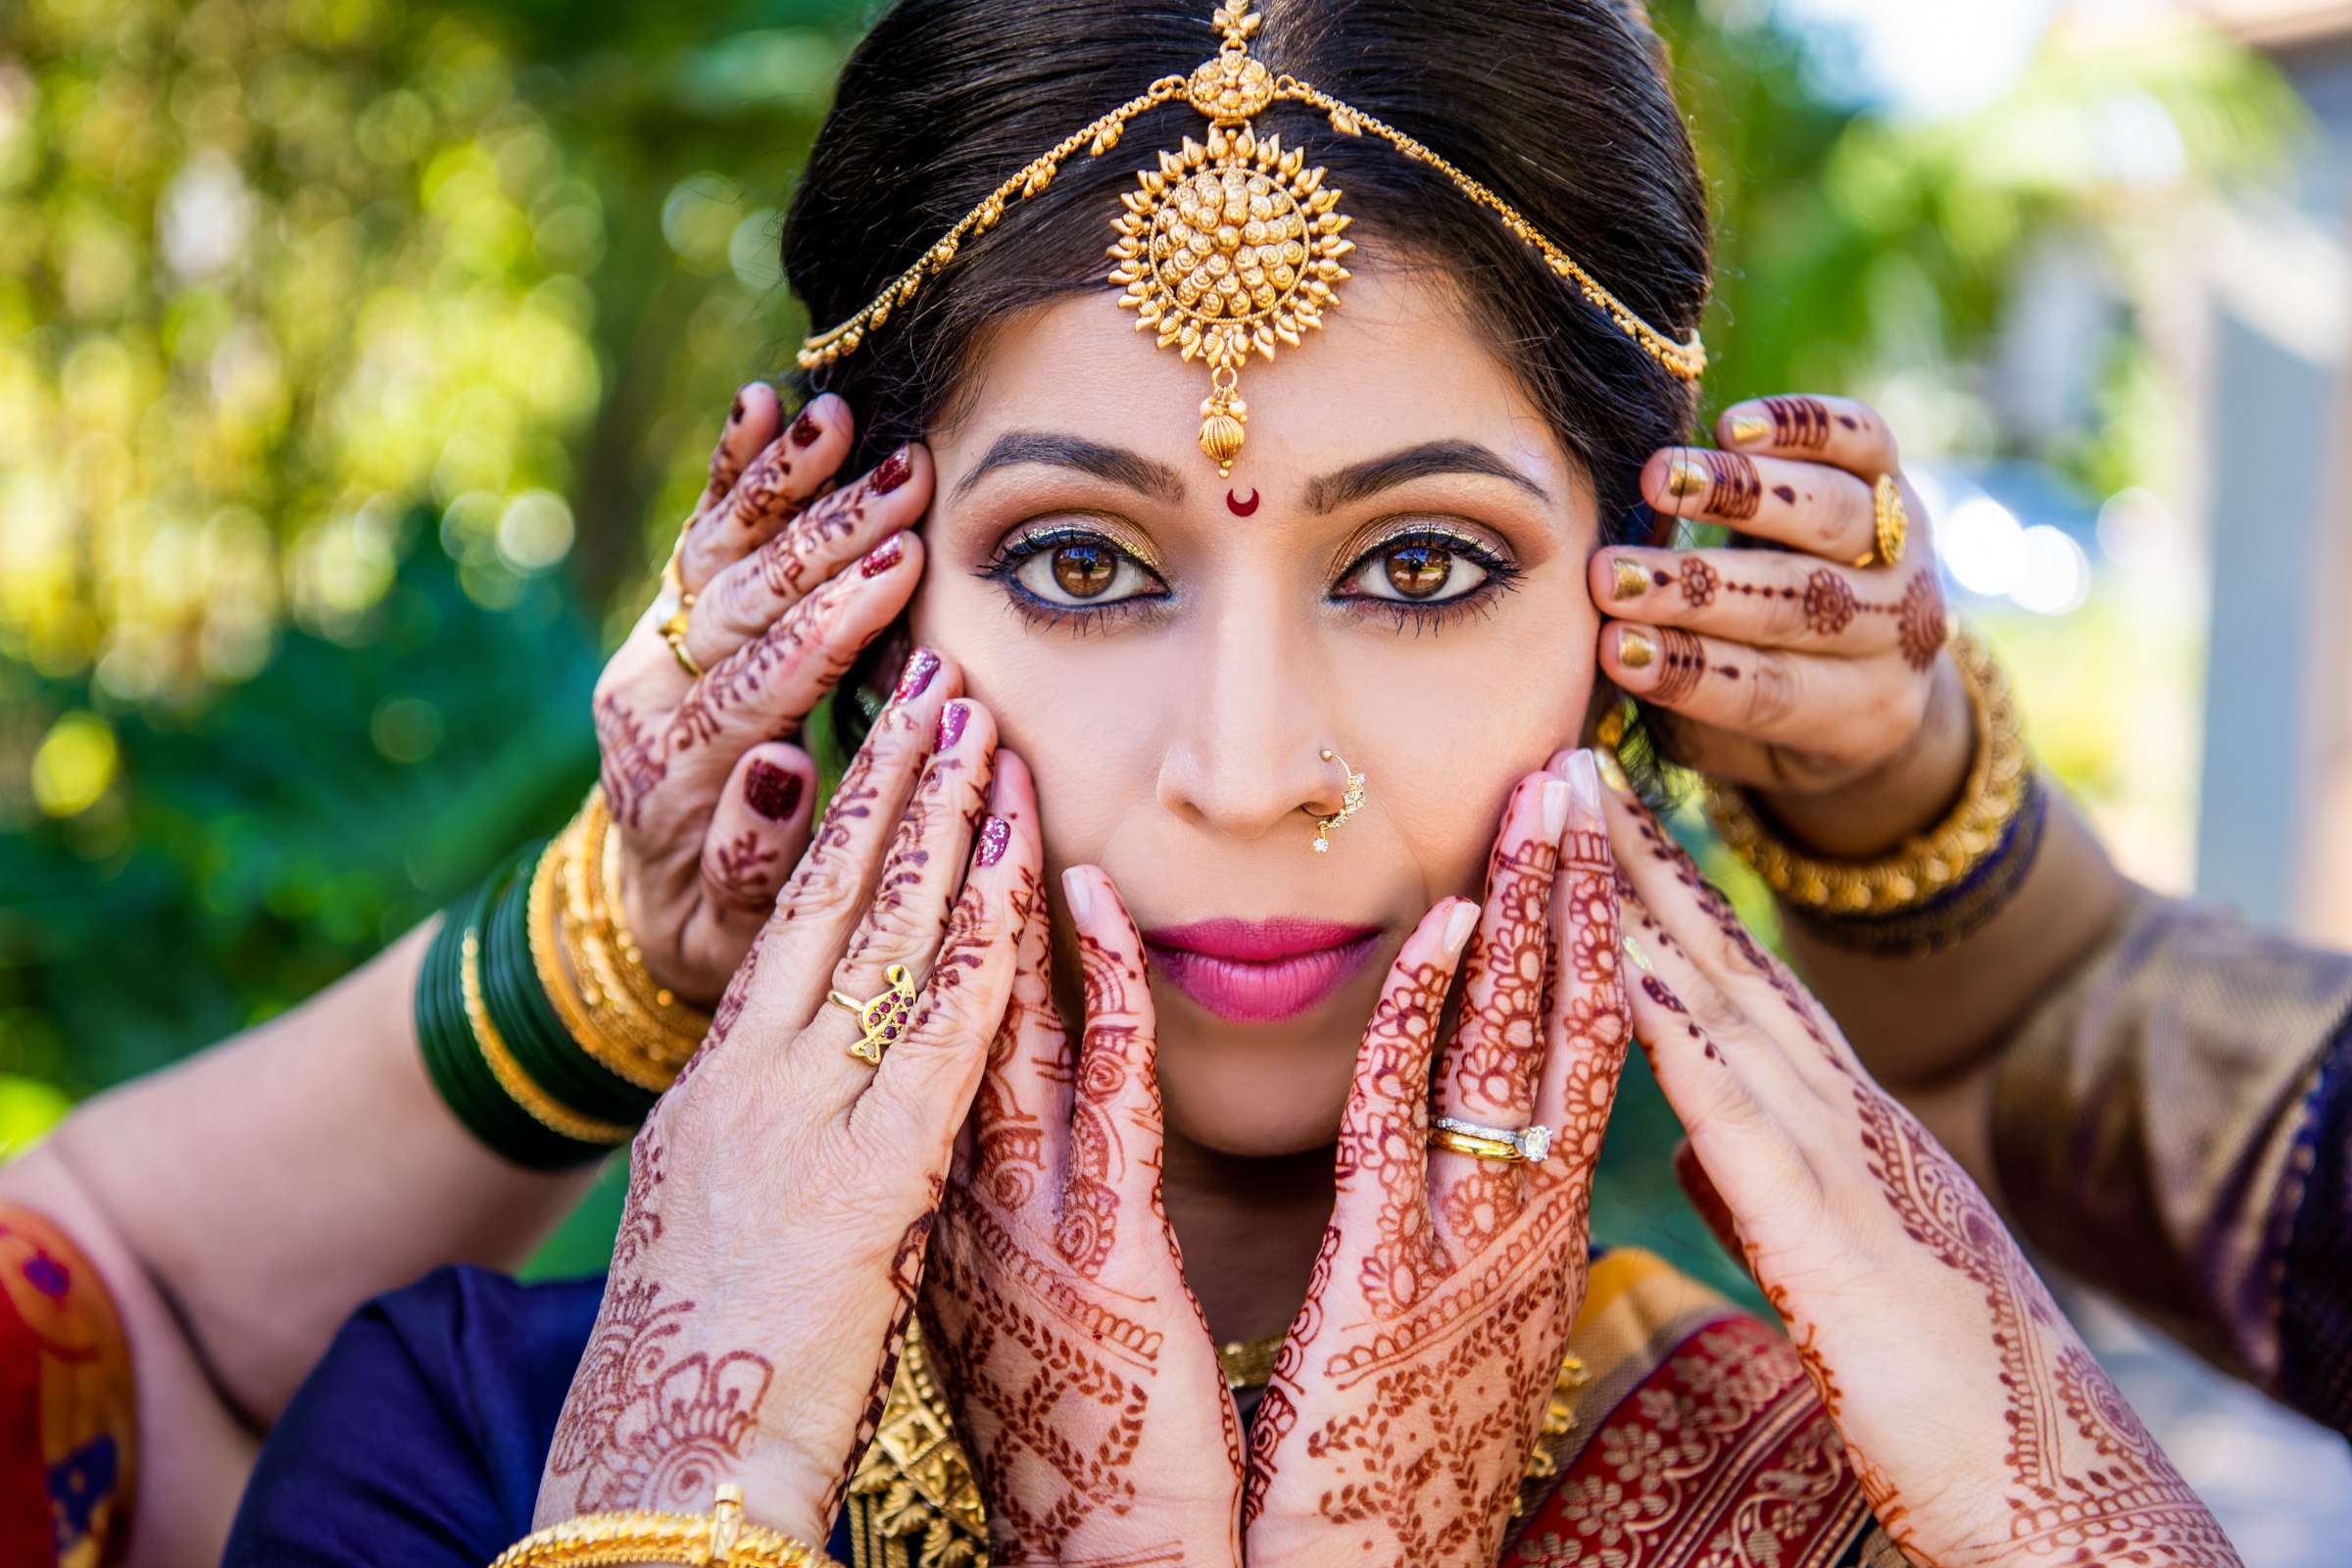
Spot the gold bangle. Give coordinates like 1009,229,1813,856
459,921,633,1147
552,791,710,1078
491,1483,838,1568
527,818,677,1093
1706,628,2028,915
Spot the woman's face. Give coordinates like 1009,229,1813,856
912,265,1601,1155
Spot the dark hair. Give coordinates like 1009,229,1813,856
782,0,1710,765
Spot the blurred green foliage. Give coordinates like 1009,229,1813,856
0,0,2302,1291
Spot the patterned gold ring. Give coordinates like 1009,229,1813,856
660,609,703,678
827,963,919,1065
1428,1115,1552,1163
1855,473,1908,569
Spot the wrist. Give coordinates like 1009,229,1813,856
1751,649,1971,859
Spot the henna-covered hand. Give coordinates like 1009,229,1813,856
921,850,1246,1568
1591,392,1966,858
537,654,1044,1546
1243,755,1632,1567
593,385,937,1004
1599,769,2241,1568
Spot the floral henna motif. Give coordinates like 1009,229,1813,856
1678,556,1718,608
750,474,875,604
1347,960,1454,1318
1802,567,1858,636
705,829,781,907
1447,834,1560,1117
1896,568,1946,672
1853,1092,2237,1564
670,577,861,760
595,689,667,831
1060,932,1143,1279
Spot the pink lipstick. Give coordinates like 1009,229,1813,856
1141,918,1383,1023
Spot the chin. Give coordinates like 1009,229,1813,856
1154,1034,1353,1157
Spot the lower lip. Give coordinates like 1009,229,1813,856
1144,933,1382,1023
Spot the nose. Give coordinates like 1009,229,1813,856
1156,604,1350,845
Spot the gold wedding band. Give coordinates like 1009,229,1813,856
1428,1115,1553,1164
827,963,918,1064
1854,473,1908,569
660,609,703,678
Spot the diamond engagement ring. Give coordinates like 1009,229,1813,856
1428,1115,1553,1164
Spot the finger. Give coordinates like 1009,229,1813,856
1332,897,1479,1307
1596,546,1920,657
1427,773,1566,1249
1531,754,1632,1180
696,743,817,917
750,648,961,1024
686,444,927,670
1672,1138,1748,1269
1716,393,1899,478
858,768,1037,1153
1639,449,1878,565
1600,619,1936,757
695,381,783,515
659,532,925,802
967,751,1068,1216
1056,865,1165,1283
811,698,1001,1106
678,392,855,594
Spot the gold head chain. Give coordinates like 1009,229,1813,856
798,0,1706,477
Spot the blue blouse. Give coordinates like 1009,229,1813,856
220,1266,858,1567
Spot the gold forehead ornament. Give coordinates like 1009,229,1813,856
798,0,1706,477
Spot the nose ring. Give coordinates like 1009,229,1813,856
1312,750,1367,855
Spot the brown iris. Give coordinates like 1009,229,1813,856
1051,542,1118,599
1384,542,1452,599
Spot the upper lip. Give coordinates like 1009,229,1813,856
1140,918,1383,962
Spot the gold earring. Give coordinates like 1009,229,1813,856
1312,749,1366,855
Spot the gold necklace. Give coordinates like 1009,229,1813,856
1217,1333,1285,1392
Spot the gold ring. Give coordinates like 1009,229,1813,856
1312,749,1366,855
660,609,703,678
1428,1115,1552,1163
1854,473,1908,568
827,963,918,1064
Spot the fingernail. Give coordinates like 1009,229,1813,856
895,646,940,702
1618,628,1658,670
870,446,913,494
1727,413,1770,447
1443,901,1480,954
976,814,1012,867
745,760,804,822
1665,456,1708,499
936,700,967,752
1062,866,1096,922
1565,751,1601,814
1541,777,1571,842
1623,934,1653,974
860,533,906,578
1595,749,1632,795
1610,556,1651,602
788,409,822,448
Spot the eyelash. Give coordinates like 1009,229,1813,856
974,522,1524,635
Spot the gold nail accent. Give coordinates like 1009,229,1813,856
1665,457,1709,499
1728,414,1770,447
1618,628,1658,670
1611,558,1649,601
1595,750,1631,794
1622,934,1654,974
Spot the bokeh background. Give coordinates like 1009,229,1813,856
6,0,2350,1556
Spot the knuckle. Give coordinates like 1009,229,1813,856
782,849,862,917
1742,653,1802,730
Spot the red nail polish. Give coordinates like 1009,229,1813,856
728,393,746,426
870,447,912,494
895,647,940,702
860,534,906,578
745,760,804,822
788,410,822,448
936,700,967,752
976,814,1011,867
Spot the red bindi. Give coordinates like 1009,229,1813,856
1226,487,1259,517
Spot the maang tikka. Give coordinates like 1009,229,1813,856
799,0,1705,477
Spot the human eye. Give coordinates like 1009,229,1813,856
1331,522,1522,630
976,521,1169,629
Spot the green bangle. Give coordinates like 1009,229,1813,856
481,843,661,1127
416,857,614,1170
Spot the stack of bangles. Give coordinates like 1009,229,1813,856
492,1484,842,1567
1705,627,2046,957
416,787,710,1168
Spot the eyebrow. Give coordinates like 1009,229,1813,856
951,431,1187,505
1302,439,1550,514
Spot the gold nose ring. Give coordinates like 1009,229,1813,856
1313,750,1366,855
